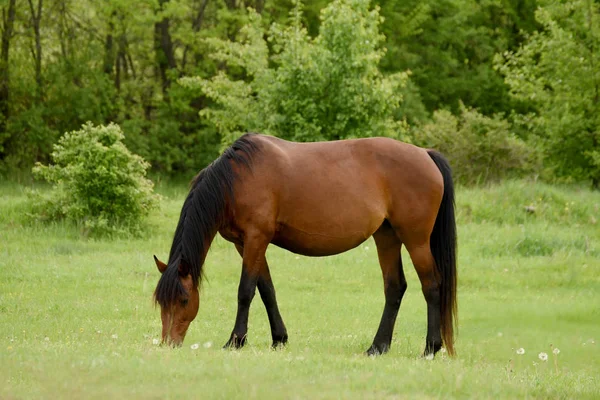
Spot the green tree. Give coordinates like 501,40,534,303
378,0,538,116
183,0,408,146
497,0,600,187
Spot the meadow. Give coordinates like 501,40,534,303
1,180,599,399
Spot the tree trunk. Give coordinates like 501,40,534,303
181,0,209,71
0,0,16,143
28,0,43,100
104,11,116,76
154,0,176,97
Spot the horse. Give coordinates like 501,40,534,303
153,133,457,357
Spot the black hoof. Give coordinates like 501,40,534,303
423,341,442,358
223,333,247,349
271,333,288,349
366,343,389,356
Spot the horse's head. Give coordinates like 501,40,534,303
153,255,200,346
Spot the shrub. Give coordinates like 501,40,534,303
31,122,159,236
413,103,537,185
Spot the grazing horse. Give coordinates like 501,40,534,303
153,133,457,357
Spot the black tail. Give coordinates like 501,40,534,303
427,150,458,356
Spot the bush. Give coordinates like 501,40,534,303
413,103,537,185
31,122,159,236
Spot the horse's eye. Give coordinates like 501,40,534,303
180,298,189,307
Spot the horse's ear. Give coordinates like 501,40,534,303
154,255,168,274
178,259,191,277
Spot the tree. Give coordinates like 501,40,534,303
0,0,16,159
497,0,600,187
378,0,538,116
183,0,408,146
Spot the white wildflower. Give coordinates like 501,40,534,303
111,334,118,339
152,338,160,345
516,348,525,355
44,337,50,342
553,348,560,355
203,341,213,349
190,343,199,350
538,352,548,361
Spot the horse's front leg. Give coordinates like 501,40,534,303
227,244,288,349
256,263,288,348
224,234,270,349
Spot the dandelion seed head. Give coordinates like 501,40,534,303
190,343,199,350
203,341,213,349
538,352,548,361
516,348,525,355
553,348,560,355
111,334,118,339
152,338,160,345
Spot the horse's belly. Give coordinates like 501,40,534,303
271,220,377,257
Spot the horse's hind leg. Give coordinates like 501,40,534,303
367,222,406,356
405,242,443,357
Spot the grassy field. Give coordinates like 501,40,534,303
1,180,599,399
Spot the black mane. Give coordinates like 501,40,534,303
154,133,260,308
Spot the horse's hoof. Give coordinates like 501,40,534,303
271,333,288,349
366,343,389,356
423,341,442,358
223,333,246,349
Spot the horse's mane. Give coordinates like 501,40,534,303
154,133,260,308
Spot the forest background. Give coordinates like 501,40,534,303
0,0,598,187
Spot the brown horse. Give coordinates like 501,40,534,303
153,133,457,357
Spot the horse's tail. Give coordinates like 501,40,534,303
427,150,458,356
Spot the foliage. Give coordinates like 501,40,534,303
496,0,600,187
1,0,599,187
182,0,409,147
31,123,159,236
378,0,539,115
414,103,536,184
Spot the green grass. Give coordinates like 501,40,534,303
1,180,599,399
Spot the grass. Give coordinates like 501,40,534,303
1,179,599,399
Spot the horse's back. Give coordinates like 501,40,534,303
228,134,443,255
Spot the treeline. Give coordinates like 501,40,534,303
0,0,598,186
